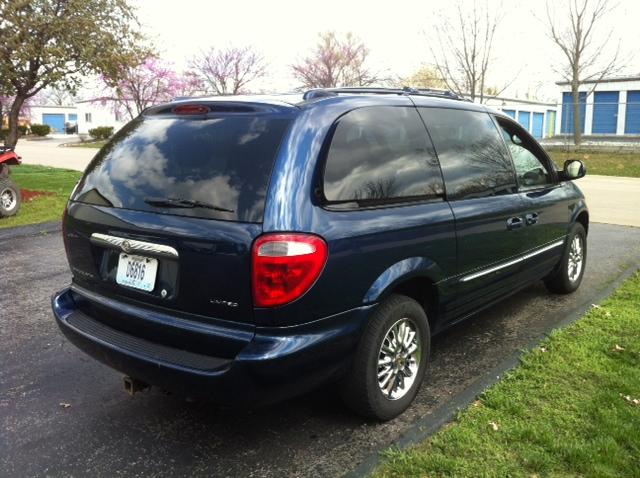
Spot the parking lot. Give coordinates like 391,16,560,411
1,223,639,477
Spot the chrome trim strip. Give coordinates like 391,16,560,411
460,239,565,283
90,233,179,259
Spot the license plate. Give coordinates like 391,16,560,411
116,253,158,292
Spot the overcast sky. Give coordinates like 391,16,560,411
132,0,640,101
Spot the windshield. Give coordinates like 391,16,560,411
73,114,293,222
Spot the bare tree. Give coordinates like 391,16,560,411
427,1,503,102
292,32,382,89
546,0,621,146
190,46,266,95
42,86,76,106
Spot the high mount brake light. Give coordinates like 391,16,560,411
252,234,328,308
172,104,210,115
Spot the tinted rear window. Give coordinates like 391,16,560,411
323,106,444,203
73,115,292,222
418,108,516,200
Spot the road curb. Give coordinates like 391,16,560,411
346,262,640,478
0,221,61,240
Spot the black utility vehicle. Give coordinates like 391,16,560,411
53,88,588,420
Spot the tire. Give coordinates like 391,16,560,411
340,294,430,421
544,222,587,294
0,178,21,218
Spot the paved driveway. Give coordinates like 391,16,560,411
1,224,639,477
15,137,94,172
578,175,640,227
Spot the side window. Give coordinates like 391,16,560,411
418,107,516,200
323,106,444,203
496,117,552,188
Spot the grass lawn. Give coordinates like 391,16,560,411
375,272,640,478
548,150,640,178
67,140,107,148
0,165,82,229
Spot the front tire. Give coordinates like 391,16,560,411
0,178,21,218
341,294,430,421
544,222,587,294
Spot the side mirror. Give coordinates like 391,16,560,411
561,159,586,181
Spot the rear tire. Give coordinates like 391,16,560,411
544,223,587,294
340,294,430,421
0,178,21,217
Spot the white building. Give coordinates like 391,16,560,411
482,95,558,139
75,99,127,136
555,75,640,137
29,105,78,134
27,99,128,137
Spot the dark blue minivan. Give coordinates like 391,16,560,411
52,88,588,420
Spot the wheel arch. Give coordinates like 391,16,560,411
575,209,589,235
363,257,441,328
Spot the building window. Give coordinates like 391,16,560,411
85,113,92,123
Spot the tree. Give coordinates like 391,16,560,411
291,32,381,89
426,1,502,102
398,65,447,90
42,86,77,106
98,58,195,120
189,46,266,95
546,0,621,146
0,0,147,148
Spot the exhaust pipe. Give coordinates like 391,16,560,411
123,376,150,396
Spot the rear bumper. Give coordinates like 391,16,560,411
52,287,373,405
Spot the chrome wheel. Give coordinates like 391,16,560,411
1,187,16,211
377,318,421,400
567,235,584,282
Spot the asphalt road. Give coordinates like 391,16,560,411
1,224,640,477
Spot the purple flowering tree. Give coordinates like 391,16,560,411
100,58,202,121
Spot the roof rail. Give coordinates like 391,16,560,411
302,86,468,101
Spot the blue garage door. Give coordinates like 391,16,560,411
532,112,544,139
561,92,586,134
503,109,516,119
592,91,619,134
517,111,531,131
625,91,640,134
42,113,65,133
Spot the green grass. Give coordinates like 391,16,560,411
375,272,640,478
0,165,82,228
548,150,640,178
68,140,107,148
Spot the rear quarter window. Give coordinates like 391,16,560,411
73,114,292,222
322,106,444,204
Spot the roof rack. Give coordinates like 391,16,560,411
302,86,467,101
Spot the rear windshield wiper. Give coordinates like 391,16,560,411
144,197,234,213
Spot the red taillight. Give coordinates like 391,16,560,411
252,234,328,308
172,104,210,115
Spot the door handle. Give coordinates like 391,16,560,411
525,212,539,225
506,216,524,230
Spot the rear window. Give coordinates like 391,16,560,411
73,115,292,222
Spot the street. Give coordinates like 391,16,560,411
1,224,639,477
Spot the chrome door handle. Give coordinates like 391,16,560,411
506,216,524,230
